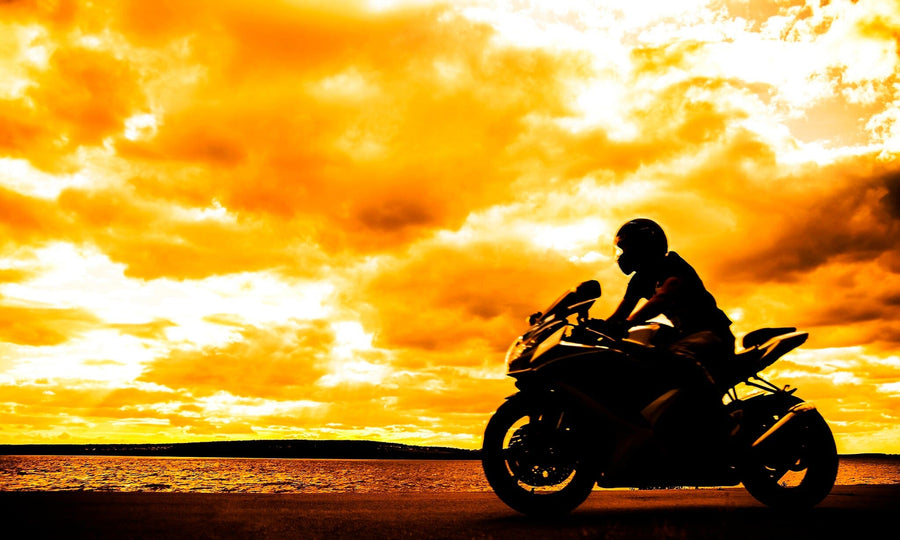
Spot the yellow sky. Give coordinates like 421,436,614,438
1,0,899,453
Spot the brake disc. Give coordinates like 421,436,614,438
507,425,575,485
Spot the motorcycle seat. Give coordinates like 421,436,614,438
724,329,809,387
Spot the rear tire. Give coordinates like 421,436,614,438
741,398,838,509
482,394,595,516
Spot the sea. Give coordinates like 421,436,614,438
1,455,898,493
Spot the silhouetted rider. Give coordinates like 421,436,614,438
606,218,735,461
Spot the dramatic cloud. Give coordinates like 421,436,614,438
1,0,898,453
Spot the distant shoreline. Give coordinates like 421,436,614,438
1,440,895,460
0,439,481,460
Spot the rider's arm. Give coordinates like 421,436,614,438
625,276,681,324
608,294,639,324
609,274,644,323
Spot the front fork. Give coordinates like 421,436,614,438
507,392,590,464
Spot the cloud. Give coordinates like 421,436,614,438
356,230,594,358
0,20,147,172
0,186,69,247
109,318,176,340
28,45,146,147
0,99,65,172
138,321,335,399
105,2,588,254
717,162,900,281
0,0,595,279
53,185,326,280
0,380,174,431
0,301,99,346
0,0,899,452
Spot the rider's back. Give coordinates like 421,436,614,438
626,251,732,338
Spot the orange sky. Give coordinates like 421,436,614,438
1,0,899,453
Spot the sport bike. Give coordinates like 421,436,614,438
482,280,838,516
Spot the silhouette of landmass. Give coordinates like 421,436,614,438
0,439,480,459
1,441,893,461
840,453,900,462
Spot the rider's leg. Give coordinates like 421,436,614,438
661,331,736,464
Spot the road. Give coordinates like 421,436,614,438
2,485,898,539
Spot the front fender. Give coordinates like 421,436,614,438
730,391,807,445
750,402,821,451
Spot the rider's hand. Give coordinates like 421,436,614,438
586,318,627,339
603,318,631,339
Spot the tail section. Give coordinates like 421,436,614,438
725,329,809,386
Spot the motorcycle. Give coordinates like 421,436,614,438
482,280,838,516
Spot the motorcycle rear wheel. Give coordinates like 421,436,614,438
482,394,595,516
741,400,838,509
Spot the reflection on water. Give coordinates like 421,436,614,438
0,457,490,493
0,456,897,493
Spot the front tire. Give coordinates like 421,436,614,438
740,397,838,509
482,394,595,516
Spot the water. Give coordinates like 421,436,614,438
0,457,489,493
0,456,897,493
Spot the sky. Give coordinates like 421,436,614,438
0,0,898,454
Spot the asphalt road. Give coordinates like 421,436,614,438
3,485,898,539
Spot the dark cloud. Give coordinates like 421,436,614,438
715,161,900,282
880,169,900,218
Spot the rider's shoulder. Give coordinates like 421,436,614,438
664,251,697,268
660,251,697,277
664,250,684,263
661,251,705,285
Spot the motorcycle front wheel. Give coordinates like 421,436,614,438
741,400,838,509
482,394,596,516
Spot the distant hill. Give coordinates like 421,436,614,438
2,441,891,461
0,439,480,460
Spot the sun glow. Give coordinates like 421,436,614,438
198,392,324,419
123,113,158,141
317,321,388,387
332,321,374,359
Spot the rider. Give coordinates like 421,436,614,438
606,218,736,462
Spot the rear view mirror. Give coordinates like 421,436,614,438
575,280,601,299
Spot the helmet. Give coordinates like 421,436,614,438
614,218,668,275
